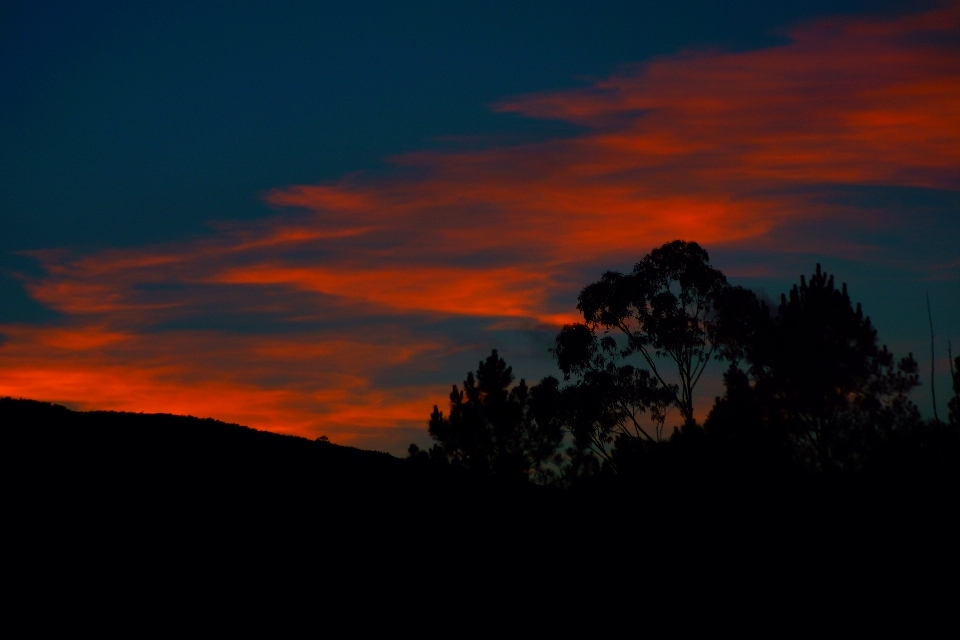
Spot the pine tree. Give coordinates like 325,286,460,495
748,265,920,471
425,350,563,481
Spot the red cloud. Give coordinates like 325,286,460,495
258,3,957,269
0,323,450,444
2,5,957,451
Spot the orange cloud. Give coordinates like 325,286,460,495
494,7,959,192
213,264,571,321
255,1,957,269
0,322,450,444
2,4,957,452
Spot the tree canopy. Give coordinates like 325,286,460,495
421,349,563,482
556,240,762,429
746,264,920,470
413,242,946,483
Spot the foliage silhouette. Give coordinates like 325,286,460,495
746,264,921,471
556,240,763,431
702,362,793,473
547,334,674,472
419,349,563,482
418,247,938,484
547,241,764,474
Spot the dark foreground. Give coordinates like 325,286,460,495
4,397,958,627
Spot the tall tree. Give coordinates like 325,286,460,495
425,350,563,481
747,265,920,471
557,240,762,429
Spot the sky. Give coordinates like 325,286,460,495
1,0,958,454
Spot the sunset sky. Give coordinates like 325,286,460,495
2,1,957,453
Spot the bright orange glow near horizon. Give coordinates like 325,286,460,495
1,5,957,453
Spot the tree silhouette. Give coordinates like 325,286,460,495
704,363,767,443
551,325,674,469
701,362,796,476
424,350,563,482
747,265,920,471
556,240,762,429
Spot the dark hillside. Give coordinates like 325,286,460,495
2,397,414,521
3,399,430,582
4,396,958,622
3,397,555,588
2,396,401,485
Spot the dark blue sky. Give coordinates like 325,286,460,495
1,1,923,251
1,1,955,450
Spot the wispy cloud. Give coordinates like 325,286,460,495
2,4,957,451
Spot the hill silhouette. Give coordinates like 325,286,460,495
3,396,484,545
3,396,400,486
6,396,957,616
3,397,561,606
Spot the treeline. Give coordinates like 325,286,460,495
411,241,960,485
4,242,958,614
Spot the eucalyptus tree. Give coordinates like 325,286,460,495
555,240,762,431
